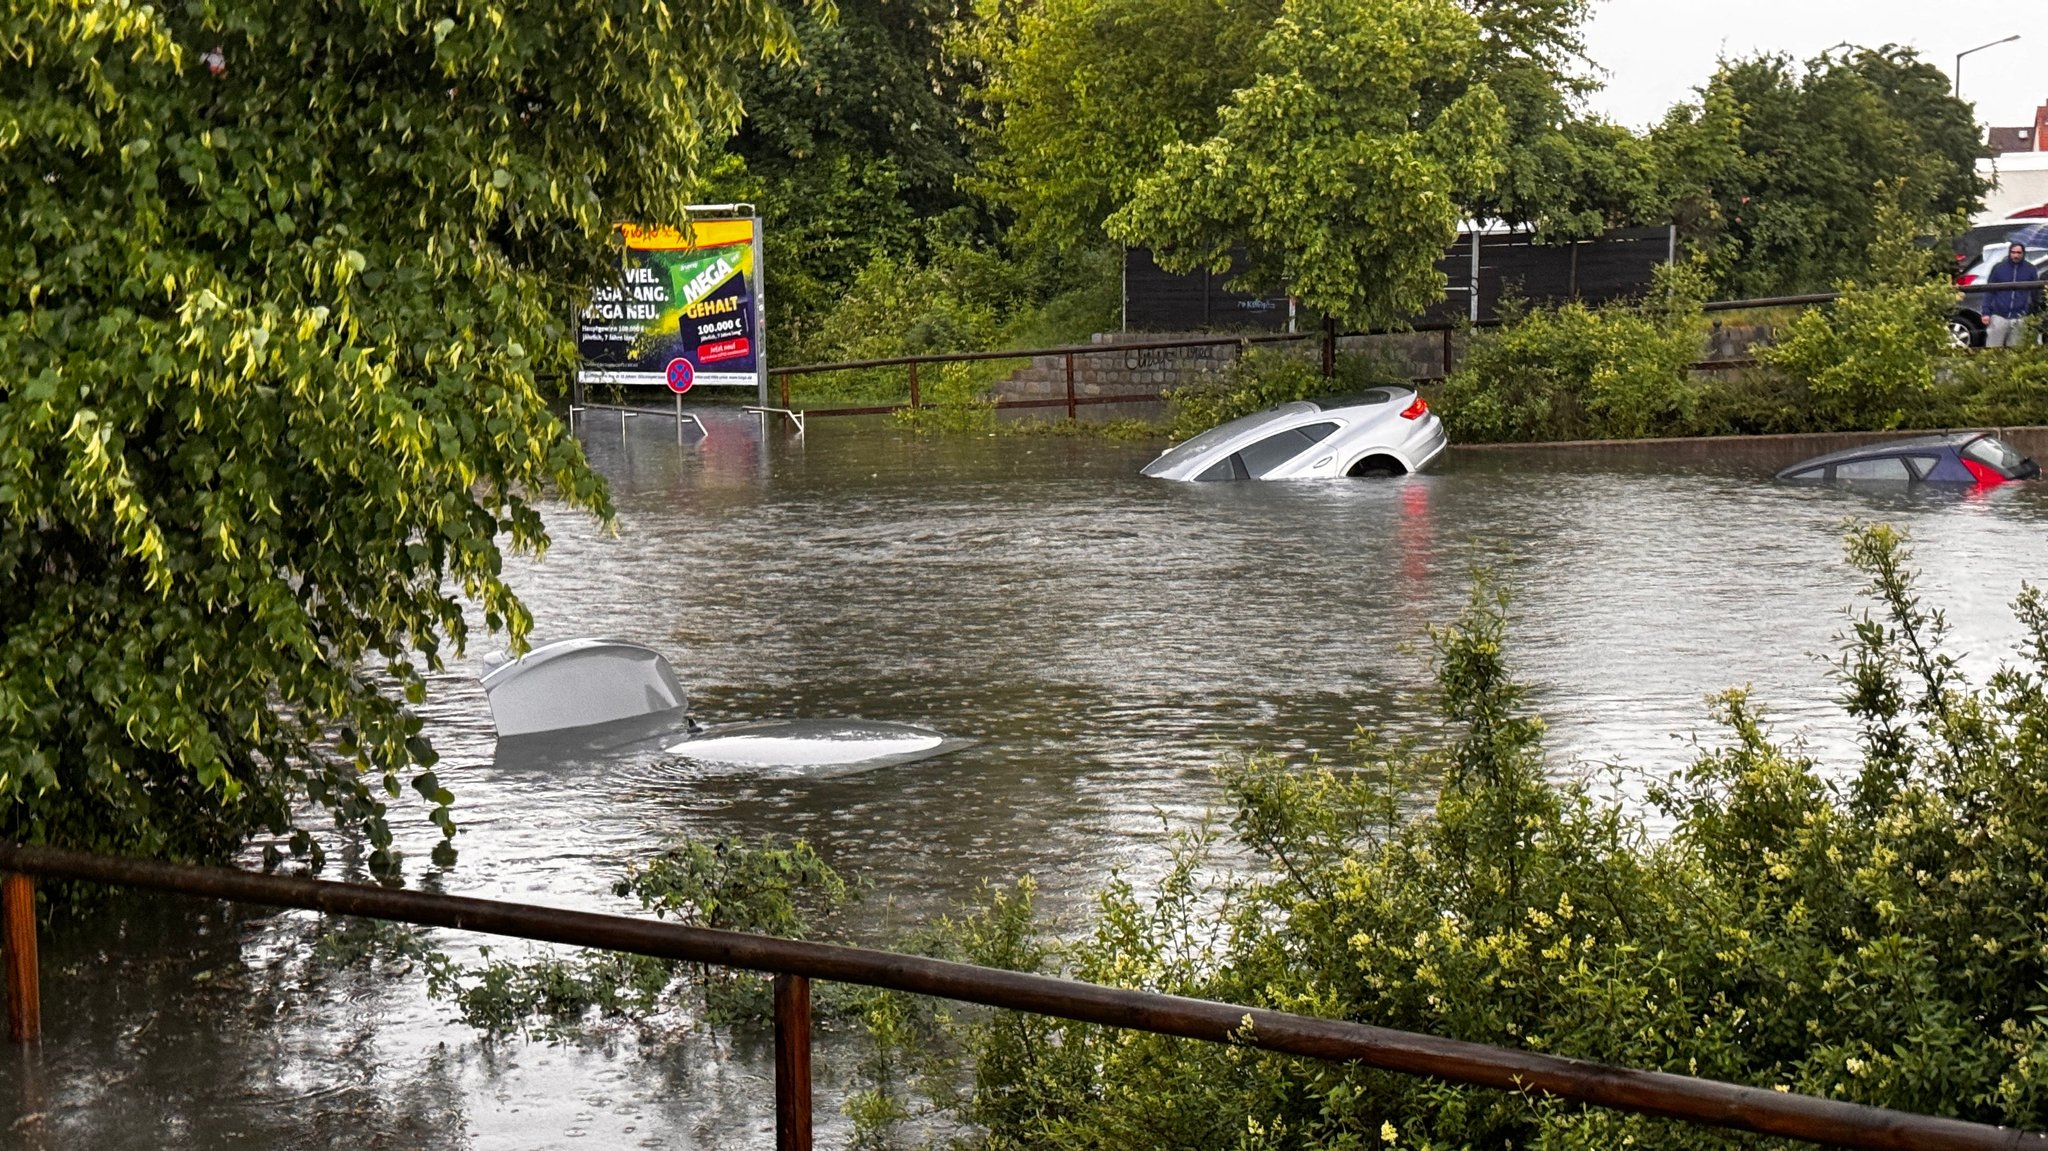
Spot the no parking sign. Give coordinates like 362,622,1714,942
665,358,695,393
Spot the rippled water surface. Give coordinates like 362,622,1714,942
8,410,2048,1148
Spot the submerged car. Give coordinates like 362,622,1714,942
480,638,688,738
479,638,970,772
1776,433,2040,486
1141,388,1447,481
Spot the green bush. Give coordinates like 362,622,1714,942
1951,348,2048,427
1439,263,1707,442
1755,197,1959,431
1165,348,1407,441
427,837,856,1037
851,524,2048,1148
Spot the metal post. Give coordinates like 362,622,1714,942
780,374,791,411
675,390,684,445
774,974,813,1151
1469,230,1482,324
1955,36,2021,98
1442,327,1454,379
752,216,770,411
1321,316,1336,378
908,361,921,409
4,873,39,1043
1064,353,1077,421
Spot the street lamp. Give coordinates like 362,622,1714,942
1956,34,2020,97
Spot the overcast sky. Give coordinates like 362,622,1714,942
1577,0,2041,132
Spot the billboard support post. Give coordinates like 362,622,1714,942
1469,231,1481,324
752,221,768,409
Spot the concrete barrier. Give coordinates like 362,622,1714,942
1454,426,2048,471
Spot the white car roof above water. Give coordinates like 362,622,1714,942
480,638,689,738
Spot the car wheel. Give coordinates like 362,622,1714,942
1947,315,1983,349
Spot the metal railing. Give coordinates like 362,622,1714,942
0,842,2041,1151
748,281,2048,424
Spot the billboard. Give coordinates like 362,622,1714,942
577,219,764,393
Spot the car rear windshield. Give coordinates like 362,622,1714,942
1965,436,2025,474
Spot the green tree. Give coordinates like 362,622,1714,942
961,0,1275,252
1112,0,1506,328
969,0,1618,250
1454,0,1666,238
1654,47,1985,297
0,0,808,873
707,0,986,349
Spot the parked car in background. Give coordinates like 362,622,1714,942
1949,221,2048,347
1776,433,2039,486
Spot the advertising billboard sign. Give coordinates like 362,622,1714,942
577,218,765,398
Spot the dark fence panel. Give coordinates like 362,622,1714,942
1122,248,1297,332
1421,226,1676,324
1128,228,1676,333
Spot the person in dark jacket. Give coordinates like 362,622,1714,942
1983,242,2044,347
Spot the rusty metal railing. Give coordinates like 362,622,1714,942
0,843,2042,1151
752,280,2048,423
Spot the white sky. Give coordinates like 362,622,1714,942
1577,0,2043,131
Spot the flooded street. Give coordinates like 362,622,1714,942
8,410,2048,1149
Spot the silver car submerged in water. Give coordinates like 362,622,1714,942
1140,388,1448,481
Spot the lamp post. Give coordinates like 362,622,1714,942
1956,34,2020,97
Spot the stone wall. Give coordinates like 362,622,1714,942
992,330,1461,422
993,321,1785,423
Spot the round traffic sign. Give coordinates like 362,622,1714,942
665,358,696,394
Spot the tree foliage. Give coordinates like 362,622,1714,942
852,525,2048,1147
1653,48,1985,297
960,0,1275,251
1112,0,1507,329
0,0,808,872
708,0,986,349
1453,0,1659,238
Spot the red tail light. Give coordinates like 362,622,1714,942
1957,273,1980,286
1962,458,2008,486
1399,395,1429,420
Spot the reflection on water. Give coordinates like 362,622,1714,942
8,408,2048,1148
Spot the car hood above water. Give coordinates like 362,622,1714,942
665,718,975,775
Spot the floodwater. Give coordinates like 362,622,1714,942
8,410,2048,1149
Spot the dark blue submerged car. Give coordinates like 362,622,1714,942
1776,433,2039,487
